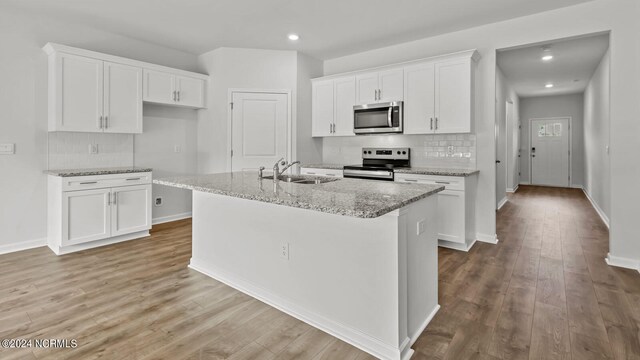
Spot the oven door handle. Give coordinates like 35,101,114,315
387,106,393,128
344,169,393,179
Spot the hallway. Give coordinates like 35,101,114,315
415,185,640,359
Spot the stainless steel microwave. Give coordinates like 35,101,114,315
353,101,403,135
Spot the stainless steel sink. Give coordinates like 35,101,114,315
261,175,335,184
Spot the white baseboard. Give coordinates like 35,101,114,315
0,238,46,255
476,233,499,244
438,239,476,252
606,253,640,272
519,181,530,185
410,304,440,346
49,231,150,255
189,258,412,360
497,197,508,210
152,212,192,225
506,185,518,193
581,187,610,228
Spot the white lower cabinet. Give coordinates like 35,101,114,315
395,173,477,251
48,172,152,255
299,167,344,178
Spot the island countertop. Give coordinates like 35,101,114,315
45,167,152,177
154,172,444,218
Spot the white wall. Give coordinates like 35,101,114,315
519,93,584,187
0,6,200,250
495,66,520,206
323,0,640,253
583,49,610,224
196,47,322,174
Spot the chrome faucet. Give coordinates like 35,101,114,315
278,160,300,176
258,166,265,180
272,158,300,183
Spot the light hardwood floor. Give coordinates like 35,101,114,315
1,185,639,359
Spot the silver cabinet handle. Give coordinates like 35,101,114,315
430,117,433,130
374,89,377,101
326,174,336,177
104,115,108,129
80,181,97,185
306,172,316,175
126,177,141,181
378,89,382,100
329,123,332,133
435,181,450,184
404,179,418,182
107,192,111,206
435,117,438,130
177,91,180,102
98,115,103,129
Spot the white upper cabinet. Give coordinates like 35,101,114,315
44,43,208,133
143,71,206,108
355,69,403,104
434,58,473,134
312,76,356,137
104,62,143,134
403,62,436,134
53,53,104,132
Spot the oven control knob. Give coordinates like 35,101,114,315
397,151,401,155
368,151,372,154
402,151,407,154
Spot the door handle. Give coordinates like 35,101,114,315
496,160,501,164
387,106,393,128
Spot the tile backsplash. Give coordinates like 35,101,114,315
48,132,134,169
322,134,476,168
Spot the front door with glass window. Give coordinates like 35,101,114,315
530,118,570,187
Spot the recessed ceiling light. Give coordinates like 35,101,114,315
542,55,553,61
288,34,299,41
545,83,554,88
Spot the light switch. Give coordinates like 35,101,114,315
0,143,15,155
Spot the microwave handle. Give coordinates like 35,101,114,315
387,106,393,128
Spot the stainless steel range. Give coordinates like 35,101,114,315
343,147,410,181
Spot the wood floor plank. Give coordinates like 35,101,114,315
529,302,571,360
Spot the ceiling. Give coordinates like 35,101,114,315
2,0,596,59
497,33,609,98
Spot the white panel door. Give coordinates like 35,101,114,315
143,69,175,104
176,75,205,108
57,53,104,132
437,190,465,244
103,62,143,134
312,80,334,137
333,76,356,136
111,185,151,236
530,118,570,187
231,92,289,171
403,63,435,134
62,188,111,245
378,68,404,102
435,59,471,133
355,72,379,104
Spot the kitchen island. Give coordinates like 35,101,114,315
155,172,443,360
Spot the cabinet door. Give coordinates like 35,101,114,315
355,72,378,104
404,63,435,134
103,62,143,134
435,59,471,133
143,69,175,104
378,68,404,102
312,80,334,137
437,190,466,244
176,75,205,108
62,188,111,245
111,185,151,237
54,54,104,132
333,76,356,136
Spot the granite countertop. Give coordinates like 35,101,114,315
154,172,444,218
301,164,479,177
45,167,153,177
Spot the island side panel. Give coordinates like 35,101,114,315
190,191,406,358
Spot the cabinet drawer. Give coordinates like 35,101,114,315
394,174,464,191
61,172,152,191
300,168,344,178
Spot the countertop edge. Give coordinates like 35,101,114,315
44,168,153,177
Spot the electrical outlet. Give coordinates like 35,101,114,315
88,144,98,154
447,145,455,155
280,242,289,260
0,143,15,155
174,145,181,153
417,219,426,235
155,197,163,206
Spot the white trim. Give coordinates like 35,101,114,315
49,231,149,255
226,89,294,173
189,258,412,360
152,212,192,225
0,238,46,255
42,43,208,80
410,305,441,346
497,196,508,210
438,239,477,252
528,117,572,187
519,181,531,185
476,233,499,244
506,185,519,193
581,187,610,228
606,253,640,272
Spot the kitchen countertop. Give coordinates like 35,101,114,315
154,172,444,218
301,164,479,177
44,167,153,177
